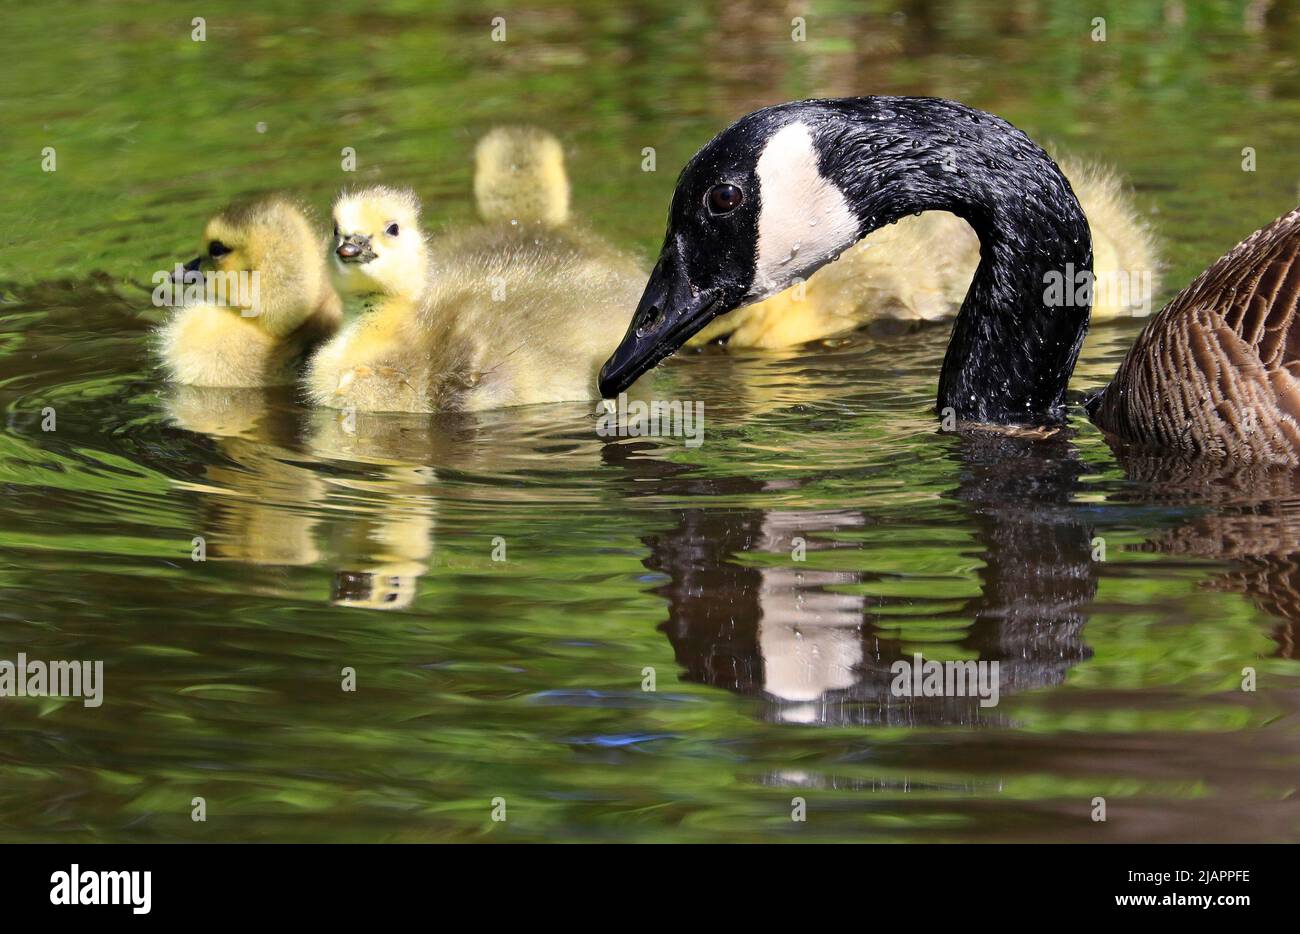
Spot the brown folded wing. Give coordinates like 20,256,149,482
1089,207,1300,463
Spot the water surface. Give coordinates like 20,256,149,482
1,1,1299,842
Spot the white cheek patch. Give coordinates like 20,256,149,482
752,122,859,299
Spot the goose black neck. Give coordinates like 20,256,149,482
813,97,1094,424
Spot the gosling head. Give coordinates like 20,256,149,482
474,127,570,228
331,186,427,301
177,198,333,338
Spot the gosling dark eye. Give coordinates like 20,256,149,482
706,183,744,216
332,224,339,237
385,223,399,236
208,240,231,258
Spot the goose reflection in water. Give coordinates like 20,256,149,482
163,376,1300,711
1117,455,1300,660
608,429,1097,727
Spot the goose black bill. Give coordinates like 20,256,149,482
598,254,725,398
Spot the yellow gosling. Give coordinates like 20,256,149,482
157,199,342,386
305,186,431,412
308,178,642,413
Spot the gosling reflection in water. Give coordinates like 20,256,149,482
163,390,614,612
163,387,440,609
306,409,440,611
633,430,1098,726
164,386,325,574
322,500,433,612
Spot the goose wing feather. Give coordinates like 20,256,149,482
1090,208,1300,462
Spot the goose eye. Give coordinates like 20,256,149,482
208,240,231,258
385,223,399,236
706,183,744,215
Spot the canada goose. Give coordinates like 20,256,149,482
687,156,1160,349
599,96,1300,464
158,199,342,387
307,180,643,413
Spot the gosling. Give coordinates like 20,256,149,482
157,198,341,386
307,159,641,412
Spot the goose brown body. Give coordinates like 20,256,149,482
1089,208,1300,463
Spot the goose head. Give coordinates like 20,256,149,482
599,105,875,396
331,186,428,302
599,97,1093,425
176,198,333,338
